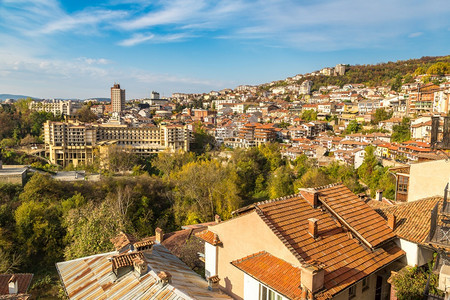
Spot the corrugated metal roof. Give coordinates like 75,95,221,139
56,244,230,300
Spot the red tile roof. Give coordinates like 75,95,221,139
0,274,33,295
234,184,404,299
315,184,396,248
377,196,442,244
195,230,222,246
231,252,304,300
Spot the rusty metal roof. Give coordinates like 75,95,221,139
56,244,231,300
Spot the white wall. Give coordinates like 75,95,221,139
408,160,450,202
205,242,217,278
397,238,434,266
244,274,260,300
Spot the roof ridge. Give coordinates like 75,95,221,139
256,193,299,206
231,251,267,264
314,182,343,191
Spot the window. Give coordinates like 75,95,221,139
362,277,369,291
259,285,282,300
398,176,409,193
348,285,356,299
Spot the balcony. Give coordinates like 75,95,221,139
427,184,450,249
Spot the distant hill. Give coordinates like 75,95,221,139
0,94,39,101
270,55,450,92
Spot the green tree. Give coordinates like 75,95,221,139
15,200,64,268
344,120,362,134
391,117,411,142
267,165,295,198
373,108,393,125
171,160,241,224
301,110,318,121
76,106,98,123
427,62,450,76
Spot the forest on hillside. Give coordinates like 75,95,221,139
272,55,450,92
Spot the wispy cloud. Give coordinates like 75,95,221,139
409,32,423,38
118,32,191,46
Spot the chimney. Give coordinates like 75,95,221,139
301,265,324,294
308,218,318,239
158,271,172,286
376,190,383,201
299,188,319,208
207,275,220,291
8,275,18,294
388,214,396,230
215,214,221,224
155,227,164,243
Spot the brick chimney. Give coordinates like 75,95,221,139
215,214,221,224
308,218,318,239
376,190,383,201
301,265,324,293
387,213,396,230
155,227,164,243
299,188,319,208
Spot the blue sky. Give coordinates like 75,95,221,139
0,0,449,99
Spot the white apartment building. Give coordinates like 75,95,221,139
29,100,81,116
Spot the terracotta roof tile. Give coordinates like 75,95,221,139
251,188,404,298
0,274,33,295
231,252,304,300
377,196,442,244
110,232,137,251
111,252,144,270
195,230,222,246
315,184,396,248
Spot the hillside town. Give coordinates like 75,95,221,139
1,59,450,300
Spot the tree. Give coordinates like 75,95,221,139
427,62,450,76
267,165,295,198
344,120,362,134
391,117,411,142
301,110,317,121
391,266,442,300
102,145,139,174
76,106,98,123
190,122,215,154
373,108,393,125
15,200,64,268
171,160,241,224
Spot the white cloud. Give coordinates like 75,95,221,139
118,32,191,46
409,32,423,38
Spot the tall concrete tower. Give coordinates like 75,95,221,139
111,83,125,113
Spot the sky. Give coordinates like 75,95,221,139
0,0,449,99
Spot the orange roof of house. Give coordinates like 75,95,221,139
195,229,222,246
244,184,404,298
377,196,442,244
316,184,396,248
111,252,144,269
231,251,304,300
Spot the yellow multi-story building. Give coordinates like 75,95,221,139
44,120,190,167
